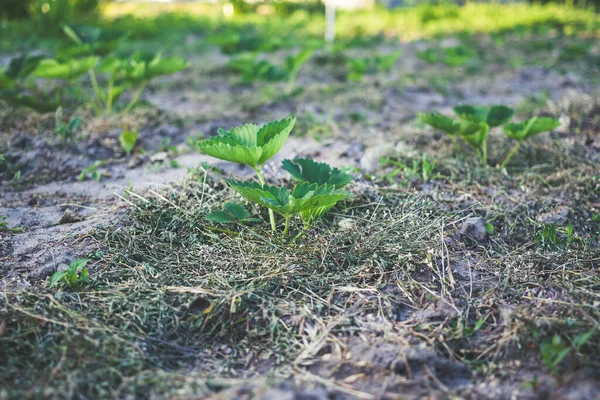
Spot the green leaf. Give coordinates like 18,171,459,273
198,136,263,167
5,55,44,80
225,180,350,219
119,130,138,155
1,93,58,112
454,105,489,124
122,52,187,82
460,122,489,148
205,210,236,223
34,57,99,81
70,258,90,272
285,48,313,77
374,52,401,71
486,105,514,127
443,45,475,67
197,117,295,168
504,117,560,141
146,57,188,80
224,202,251,220
282,158,353,188
256,117,296,164
218,124,260,147
49,270,68,287
419,112,462,135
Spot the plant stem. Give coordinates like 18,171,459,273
500,141,522,169
282,216,291,237
253,167,277,232
123,82,147,114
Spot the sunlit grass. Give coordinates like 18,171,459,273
101,2,599,41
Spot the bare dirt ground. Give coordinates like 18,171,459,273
1,32,599,399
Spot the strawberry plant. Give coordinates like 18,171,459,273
197,117,296,231
346,52,400,81
419,104,514,167
282,158,353,189
196,117,351,236
282,158,353,226
417,45,475,67
61,26,187,113
228,49,313,93
0,55,58,112
501,117,560,167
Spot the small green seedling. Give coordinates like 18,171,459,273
228,49,313,93
61,25,128,60
419,104,514,167
540,330,594,375
61,26,187,114
49,258,90,289
196,117,296,231
98,51,188,113
55,106,82,144
501,117,560,167
346,52,400,81
226,180,350,235
205,202,259,224
119,129,139,155
78,161,108,182
34,56,99,81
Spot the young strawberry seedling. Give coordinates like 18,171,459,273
419,104,514,167
196,117,351,236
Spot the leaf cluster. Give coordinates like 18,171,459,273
227,49,313,91
346,52,400,81
196,117,352,236
49,258,91,289
417,45,475,67
419,104,559,167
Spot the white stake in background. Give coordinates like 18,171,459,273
325,0,336,45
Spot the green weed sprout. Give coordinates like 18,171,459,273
501,117,560,168
55,106,82,144
225,180,350,236
419,104,514,167
49,258,90,289
197,117,296,231
119,129,139,155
